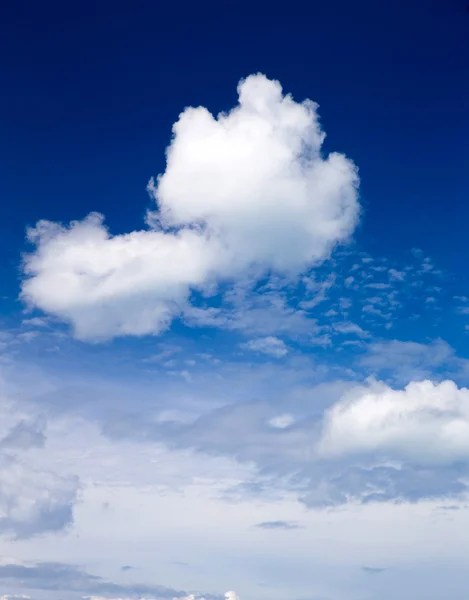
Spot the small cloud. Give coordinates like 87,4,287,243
241,336,288,358
362,566,387,574
339,297,352,310
388,268,405,281
256,520,301,530
334,321,369,338
16,331,39,343
268,414,295,429
310,333,332,347
143,345,182,363
365,283,391,290
21,317,50,328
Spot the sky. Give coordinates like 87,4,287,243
0,0,469,599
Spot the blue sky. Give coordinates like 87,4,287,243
1,1,469,599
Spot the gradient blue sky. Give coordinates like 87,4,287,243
0,1,469,599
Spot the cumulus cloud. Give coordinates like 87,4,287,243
318,379,469,465
21,74,359,341
241,336,288,357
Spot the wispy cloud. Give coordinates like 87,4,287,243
255,520,302,530
241,336,288,358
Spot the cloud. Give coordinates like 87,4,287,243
318,379,469,465
0,399,79,539
361,566,386,574
359,338,464,385
21,74,359,341
0,560,220,600
241,336,288,357
99,371,469,505
255,520,301,530
0,420,46,451
0,455,79,539
333,321,369,338
388,268,405,282
268,414,295,429
198,286,317,337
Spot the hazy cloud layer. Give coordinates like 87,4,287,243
0,398,79,539
0,559,220,599
99,375,469,505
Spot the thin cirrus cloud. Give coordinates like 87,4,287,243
21,73,360,341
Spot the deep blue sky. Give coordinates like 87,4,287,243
1,0,468,278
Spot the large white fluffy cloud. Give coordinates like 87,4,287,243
318,379,469,466
21,74,359,340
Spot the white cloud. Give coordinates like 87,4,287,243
21,74,359,341
359,338,461,384
269,414,295,428
241,336,288,357
318,379,469,465
388,268,405,281
333,321,369,337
